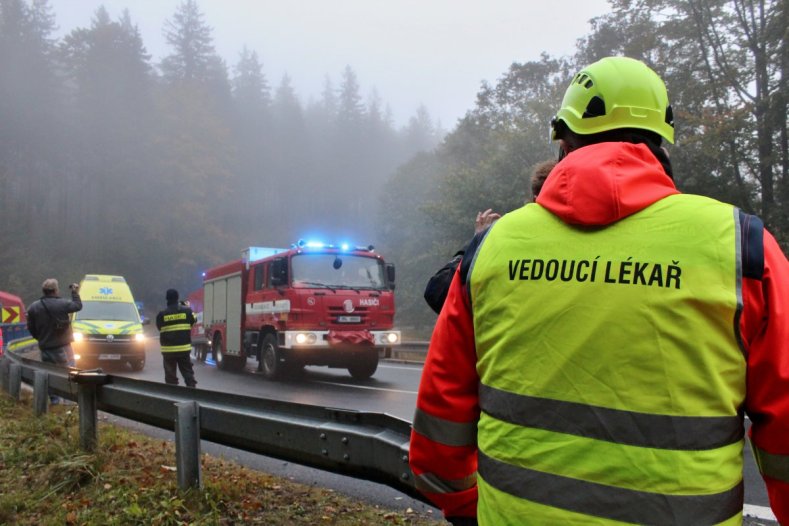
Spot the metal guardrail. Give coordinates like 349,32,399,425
0,338,427,503
389,341,429,362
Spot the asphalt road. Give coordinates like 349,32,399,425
100,340,778,524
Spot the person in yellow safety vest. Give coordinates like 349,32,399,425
410,56,789,525
156,289,197,387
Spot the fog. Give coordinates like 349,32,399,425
51,0,610,127
0,0,609,309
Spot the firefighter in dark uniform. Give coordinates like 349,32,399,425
156,289,197,387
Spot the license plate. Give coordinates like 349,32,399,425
99,354,121,360
337,316,361,323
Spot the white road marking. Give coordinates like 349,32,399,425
313,380,417,395
743,504,777,521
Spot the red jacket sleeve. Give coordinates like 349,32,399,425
741,229,789,523
410,267,480,519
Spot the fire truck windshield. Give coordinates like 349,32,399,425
291,254,386,289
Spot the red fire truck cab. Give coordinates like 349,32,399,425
202,243,400,380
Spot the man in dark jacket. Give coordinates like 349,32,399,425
26,278,82,367
156,289,197,387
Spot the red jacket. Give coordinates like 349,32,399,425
410,142,789,522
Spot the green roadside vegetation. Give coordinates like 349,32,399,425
0,393,445,526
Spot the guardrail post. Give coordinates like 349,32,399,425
0,357,8,393
34,371,49,416
8,363,21,400
68,370,108,452
78,383,98,451
175,401,202,490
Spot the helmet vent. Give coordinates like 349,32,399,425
576,74,590,86
665,105,674,127
582,96,606,118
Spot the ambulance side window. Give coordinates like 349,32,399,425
254,264,265,291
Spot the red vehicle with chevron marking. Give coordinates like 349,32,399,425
202,242,401,380
0,290,28,353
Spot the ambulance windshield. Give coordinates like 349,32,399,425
75,301,140,322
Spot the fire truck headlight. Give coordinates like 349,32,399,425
295,332,318,345
135,333,145,343
73,332,84,342
385,332,400,344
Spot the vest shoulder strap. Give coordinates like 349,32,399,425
739,209,764,280
460,227,493,304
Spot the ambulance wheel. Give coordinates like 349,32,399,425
348,350,378,380
129,356,145,371
260,334,283,380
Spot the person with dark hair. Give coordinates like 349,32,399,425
410,57,788,525
529,159,556,201
156,289,197,387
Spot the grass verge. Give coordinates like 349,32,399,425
0,393,445,525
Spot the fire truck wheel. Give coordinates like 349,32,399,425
214,334,230,370
260,334,283,380
348,349,379,380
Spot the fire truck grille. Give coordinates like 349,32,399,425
327,306,370,325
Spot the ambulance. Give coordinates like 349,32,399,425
71,274,147,370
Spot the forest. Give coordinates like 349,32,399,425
1,0,786,336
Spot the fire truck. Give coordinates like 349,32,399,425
202,242,400,380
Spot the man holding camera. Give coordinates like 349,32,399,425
156,289,197,387
26,278,82,367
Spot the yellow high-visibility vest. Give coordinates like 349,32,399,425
469,195,745,525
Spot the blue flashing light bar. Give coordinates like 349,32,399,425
293,239,374,252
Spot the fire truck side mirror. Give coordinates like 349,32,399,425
386,263,396,290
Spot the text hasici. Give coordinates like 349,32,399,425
508,257,682,289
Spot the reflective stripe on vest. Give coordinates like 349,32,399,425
478,451,743,525
469,195,746,524
160,324,192,333
479,383,743,450
161,343,192,352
